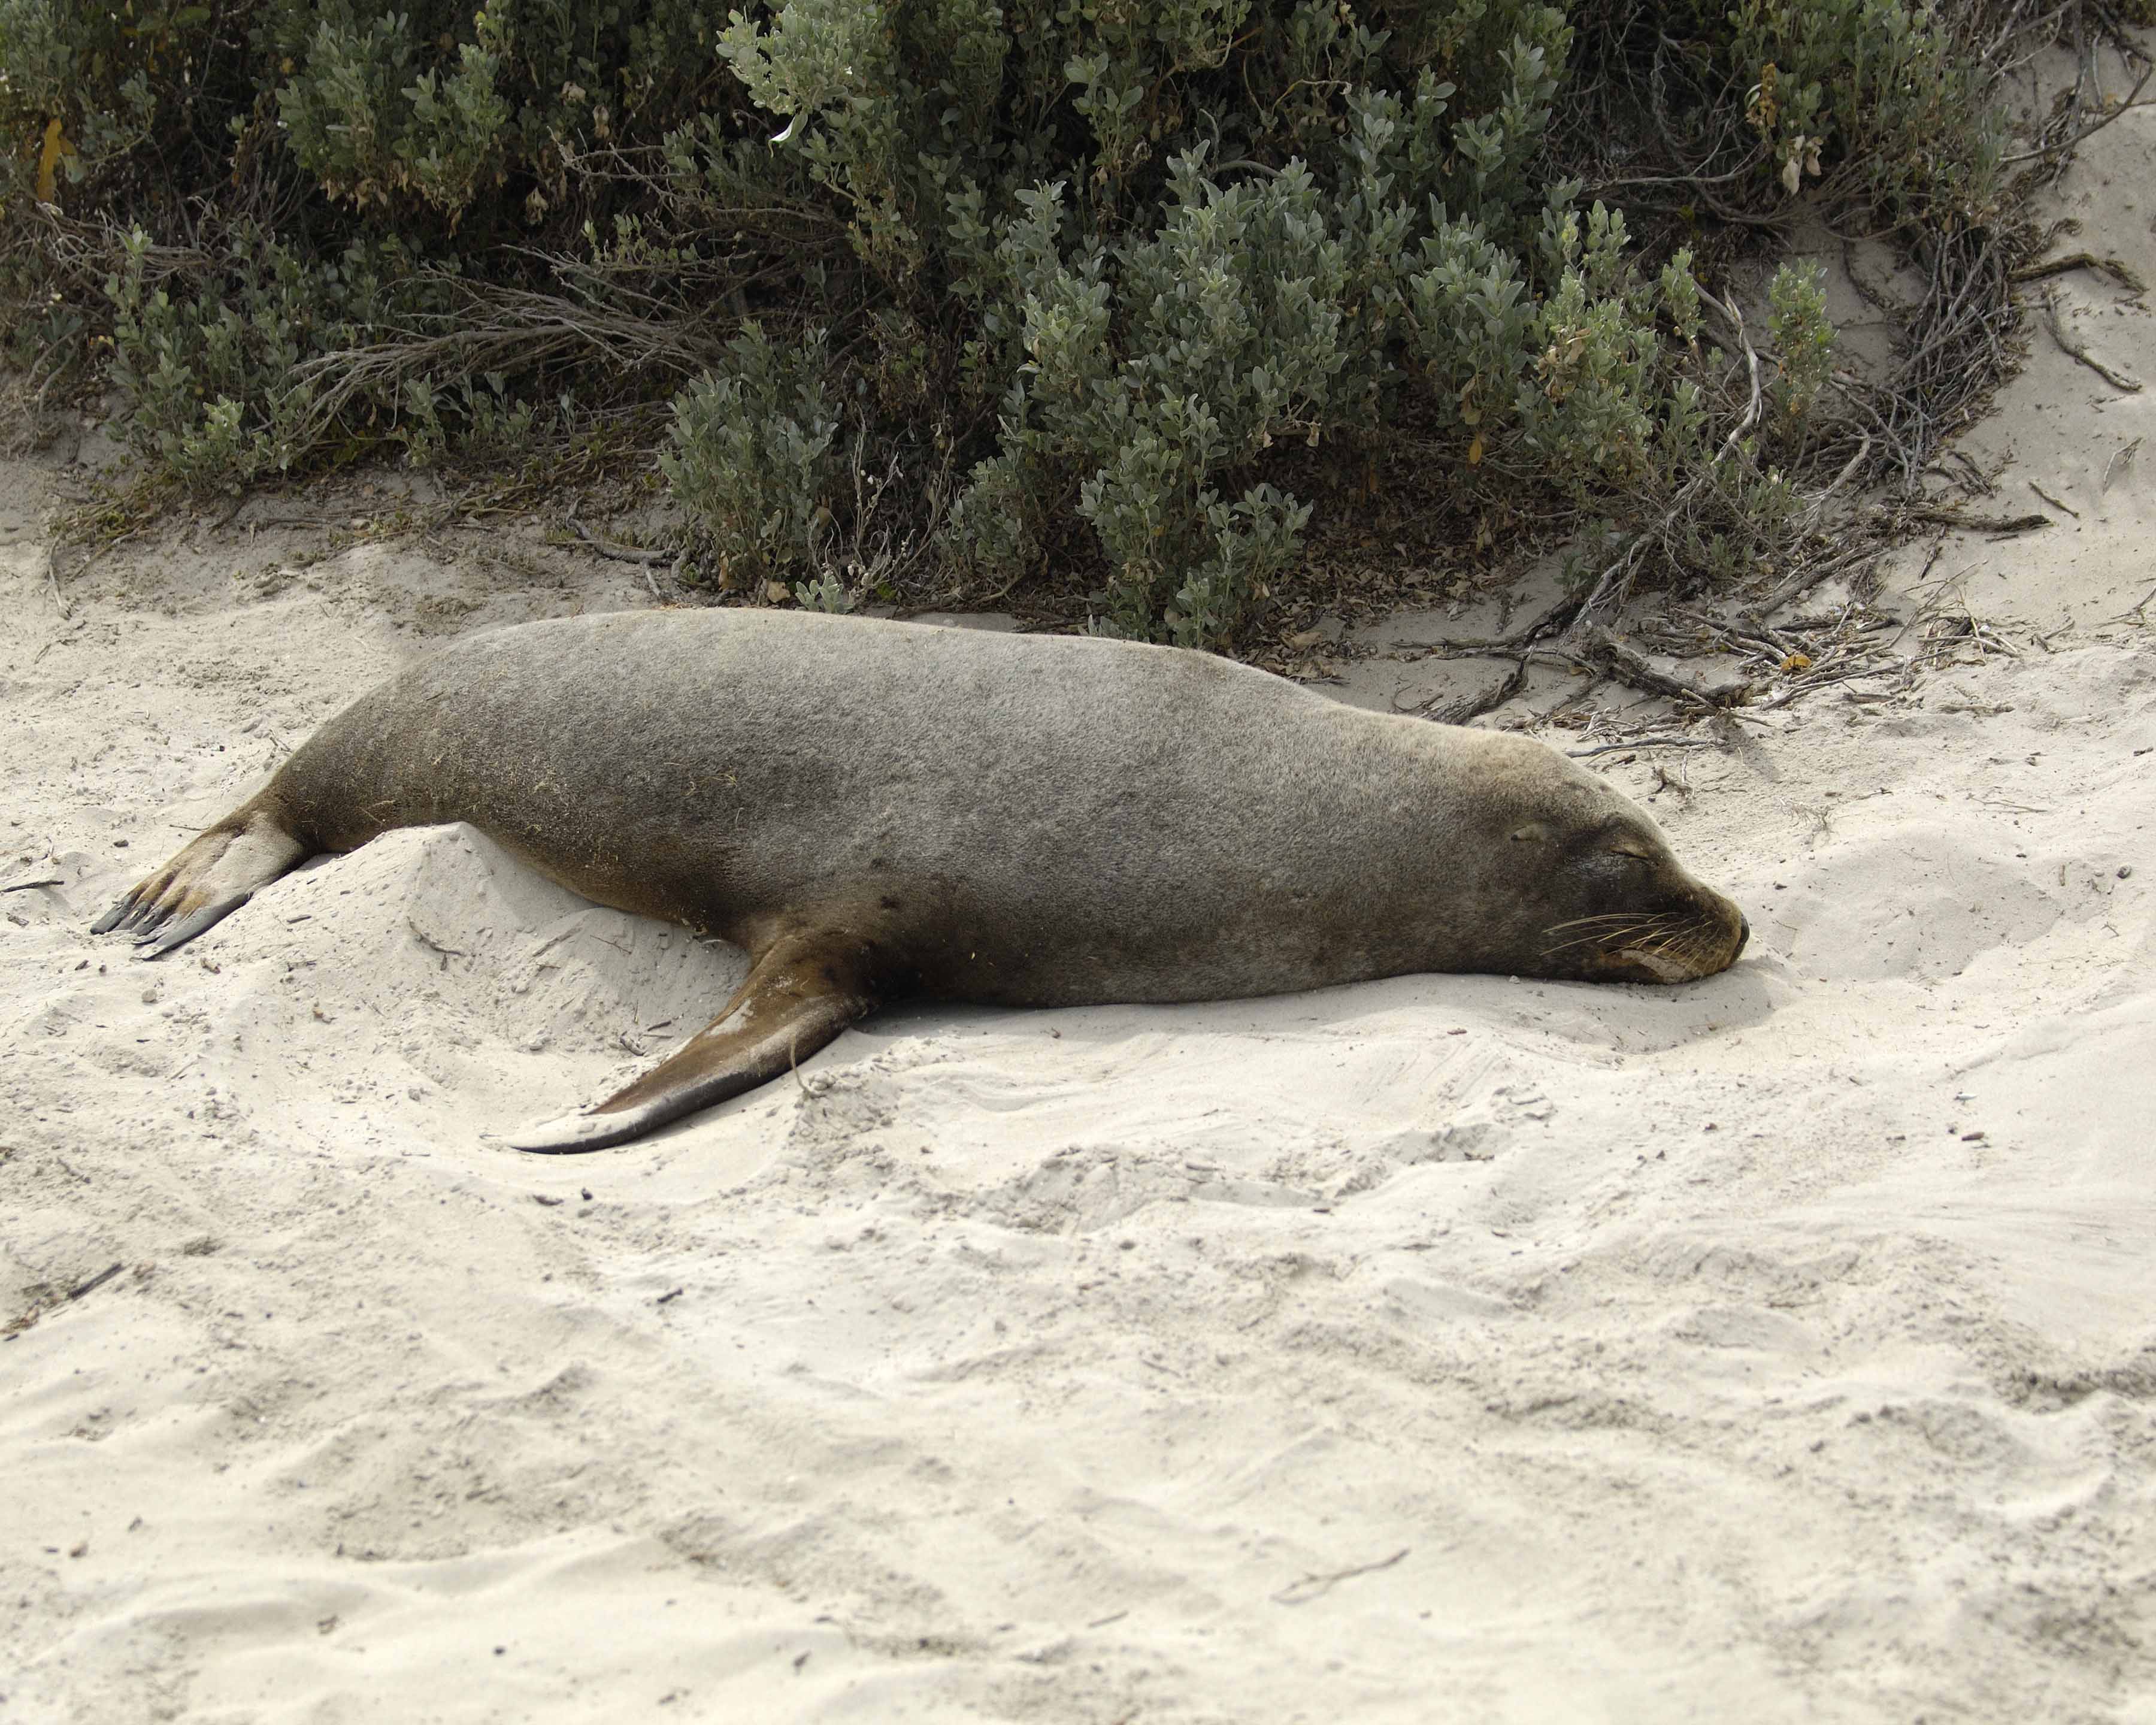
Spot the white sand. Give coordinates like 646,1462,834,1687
5,111,2156,1724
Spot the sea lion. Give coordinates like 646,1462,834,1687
92,608,1748,1151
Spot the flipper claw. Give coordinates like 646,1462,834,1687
137,894,252,959
89,810,305,958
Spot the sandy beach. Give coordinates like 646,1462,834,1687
4,84,2154,1725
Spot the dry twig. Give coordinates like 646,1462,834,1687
2101,436,2142,494
1566,736,1719,758
1272,1547,1410,1606
2009,250,2147,292
2040,286,2143,392
567,512,670,566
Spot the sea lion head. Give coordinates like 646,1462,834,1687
1445,733,1749,986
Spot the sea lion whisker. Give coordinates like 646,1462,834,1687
1539,916,1671,946
1540,927,1651,954
1659,934,1715,967
1540,926,1666,958
1666,924,1733,972
1680,919,1722,955
1543,912,1679,934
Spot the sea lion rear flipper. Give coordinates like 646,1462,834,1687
507,936,879,1154
92,804,309,959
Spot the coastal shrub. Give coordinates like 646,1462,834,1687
661,323,838,585
101,223,454,487
1726,0,2006,225
2,0,2037,646
1766,261,1837,425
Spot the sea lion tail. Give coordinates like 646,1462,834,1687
507,932,879,1154
90,796,309,959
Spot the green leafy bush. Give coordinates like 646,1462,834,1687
3,0,2034,646
100,222,455,487
1728,0,2004,225
661,322,838,585
1767,261,1836,423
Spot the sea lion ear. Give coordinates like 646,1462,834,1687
1509,822,1548,843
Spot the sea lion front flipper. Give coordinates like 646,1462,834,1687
507,935,879,1154
92,805,309,959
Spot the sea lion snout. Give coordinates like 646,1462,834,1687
1681,884,1750,978
1530,855,1749,985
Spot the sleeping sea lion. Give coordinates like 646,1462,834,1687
93,609,1748,1151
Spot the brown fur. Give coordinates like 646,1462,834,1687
95,609,1748,1149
